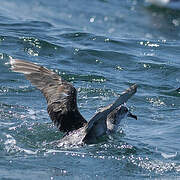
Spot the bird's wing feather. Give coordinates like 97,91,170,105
83,84,137,142
10,58,87,132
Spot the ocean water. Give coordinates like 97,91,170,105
0,0,180,179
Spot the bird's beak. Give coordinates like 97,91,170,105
127,112,137,120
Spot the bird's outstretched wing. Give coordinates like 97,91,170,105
10,59,87,133
83,84,137,142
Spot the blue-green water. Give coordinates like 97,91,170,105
0,0,180,179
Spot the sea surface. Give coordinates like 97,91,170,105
0,0,180,179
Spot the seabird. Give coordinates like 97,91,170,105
10,58,137,146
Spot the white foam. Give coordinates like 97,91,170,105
9,57,15,65
4,133,37,155
161,152,178,159
146,0,169,6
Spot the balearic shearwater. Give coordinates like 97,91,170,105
10,58,137,146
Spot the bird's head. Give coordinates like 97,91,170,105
106,105,137,133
